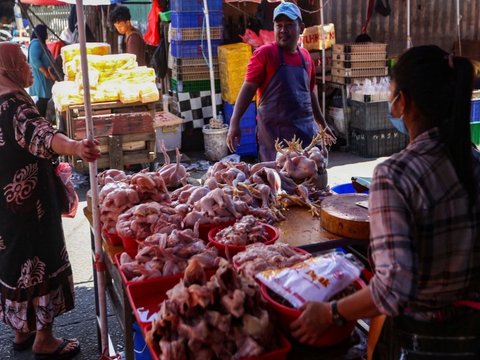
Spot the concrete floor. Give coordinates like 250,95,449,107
0,149,389,360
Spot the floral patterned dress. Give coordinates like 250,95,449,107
0,93,74,333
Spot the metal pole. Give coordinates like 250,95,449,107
203,0,217,119
75,0,109,356
456,0,462,55
406,0,412,48
320,0,326,119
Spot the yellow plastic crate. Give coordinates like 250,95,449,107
218,43,252,103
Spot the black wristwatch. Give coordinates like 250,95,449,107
331,301,348,326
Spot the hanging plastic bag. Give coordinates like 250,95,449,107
259,30,275,45
144,0,162,46
54,162,79,218
239,29,264,48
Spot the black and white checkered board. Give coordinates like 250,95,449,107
172,91,223,128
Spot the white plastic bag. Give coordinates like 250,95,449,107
256,252,362,308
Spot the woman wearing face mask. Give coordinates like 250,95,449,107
290,45,480,359
0,43,100,359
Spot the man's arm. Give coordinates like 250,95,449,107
226,81,258,152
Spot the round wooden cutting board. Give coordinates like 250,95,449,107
320,194,370,240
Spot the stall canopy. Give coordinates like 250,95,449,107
20,0,120,4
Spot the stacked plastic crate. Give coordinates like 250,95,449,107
349,100,408,157
471,94,480,147
331,43,388,85
169,0,223,127
219,43,256,156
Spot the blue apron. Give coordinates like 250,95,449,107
256,45,319,161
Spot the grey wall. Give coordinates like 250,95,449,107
314,0,480,57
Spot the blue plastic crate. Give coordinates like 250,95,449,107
171,0,223,12
171,11,223,28
223,102,256,128
471,99,480,123
171,39,223,59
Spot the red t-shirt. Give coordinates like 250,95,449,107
245,43,316,99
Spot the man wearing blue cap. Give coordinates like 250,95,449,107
227,1,335,161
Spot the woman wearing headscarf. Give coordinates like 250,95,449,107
28,24,54,117
0,43,100,359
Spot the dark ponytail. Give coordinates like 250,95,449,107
446,56,476,202
392,45,476,203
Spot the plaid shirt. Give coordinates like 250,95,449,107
368,127,480,317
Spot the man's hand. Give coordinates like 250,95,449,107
226,123,241,153
290,301,332,345
322,125,337,146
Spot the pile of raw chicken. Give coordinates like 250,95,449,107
98,132,331,244
214,215,268,246
147,258,279,360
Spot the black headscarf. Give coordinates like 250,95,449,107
31,24,48,42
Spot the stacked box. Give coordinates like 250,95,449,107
350,127,408,158
331,43,388,85
224,102,257,156
471,122,480,146
170,0,224,127
350,100,393,131
218,43,252,104
471,99,480,123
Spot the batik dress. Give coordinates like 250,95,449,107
0,93,74,333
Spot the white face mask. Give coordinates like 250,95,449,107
388,93,408,135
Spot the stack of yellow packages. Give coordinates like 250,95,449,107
52,43,159,111
218,43,252,104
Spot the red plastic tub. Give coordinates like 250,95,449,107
198,220,235,242
120,235,140,258
208,223,280,258
102,230,123,246
260,279,365,347
126,275,182,331
145,323,291,360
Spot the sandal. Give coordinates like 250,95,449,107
13,331,36,351
34,338,81,360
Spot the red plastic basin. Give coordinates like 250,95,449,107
260,279,365,347
145,323,291,360
120,235,140,258
198,220,235,242
208,223,280,258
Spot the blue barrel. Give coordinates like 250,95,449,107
133,322,152,360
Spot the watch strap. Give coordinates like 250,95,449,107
331,300,348,326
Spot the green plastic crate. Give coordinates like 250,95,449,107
471,122,480,145
171,78,220,93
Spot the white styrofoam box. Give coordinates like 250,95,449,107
156,124,182,152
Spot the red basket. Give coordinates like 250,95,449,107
126,275,183,331
260,279,365,347
198,220,235,242
208,223,280,258
145,323,291,360
102,230,123,246
120,235,140,258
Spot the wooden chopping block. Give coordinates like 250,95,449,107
320,194,370,240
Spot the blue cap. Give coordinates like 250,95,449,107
274,2,302,21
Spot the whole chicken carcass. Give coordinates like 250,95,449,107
158,141,189,188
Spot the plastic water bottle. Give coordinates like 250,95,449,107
217,111,224,123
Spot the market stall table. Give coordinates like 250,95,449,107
85,202,370,359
